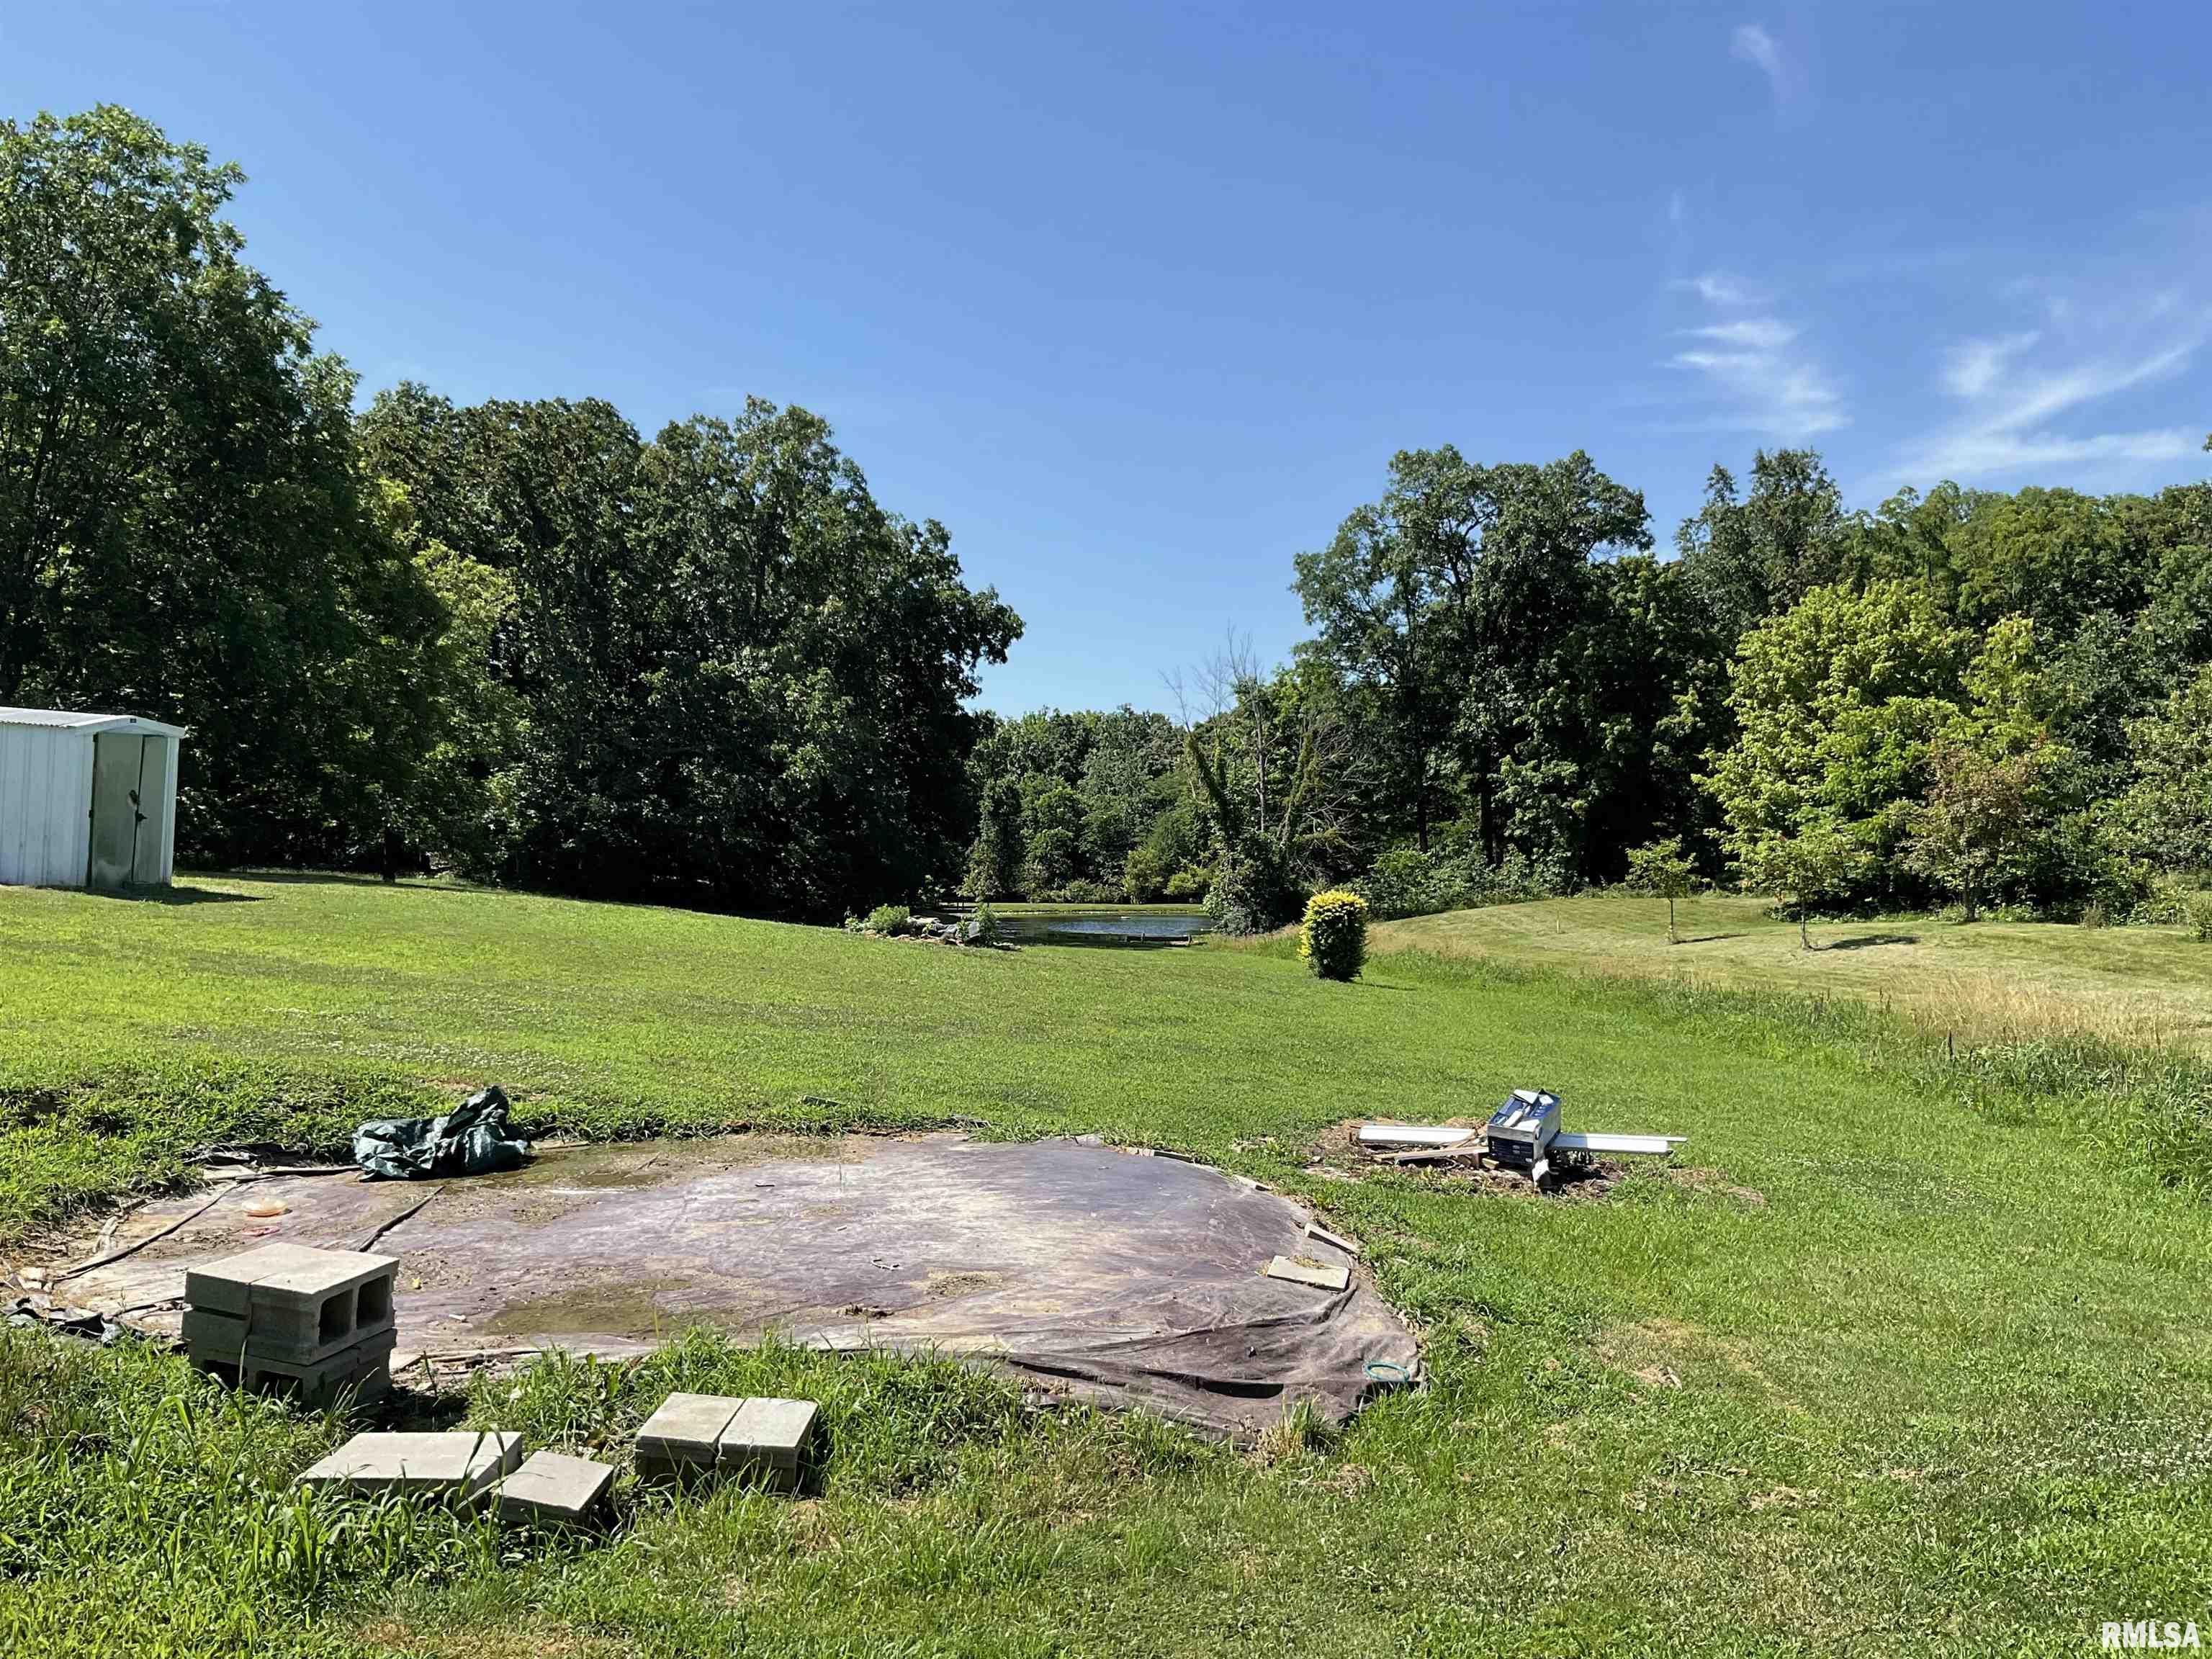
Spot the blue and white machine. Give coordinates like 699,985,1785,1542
1359,1091,1686,1188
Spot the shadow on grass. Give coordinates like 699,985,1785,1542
184,868,451,892
75,884,264,906
1678,933,1743,944
1823,933,1920,951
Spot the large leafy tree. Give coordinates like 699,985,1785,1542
1497,552,1727,881
2108,666,2212,874
1705,580,1971,904
0,107,439,865
1676,449,1848,643
1294,446,1651,861
957,706,1179,898
1902,739,2052,920
1941,488,2161,638
359,390,1019,915
1076,709,1179,882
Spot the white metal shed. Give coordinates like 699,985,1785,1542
0,708,189,889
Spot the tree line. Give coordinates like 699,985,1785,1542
966,444,2212,930
9,107,2210,930
0,108,1016,917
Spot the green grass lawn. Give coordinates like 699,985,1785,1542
1375,890,2212,1049
3,874,2210,1656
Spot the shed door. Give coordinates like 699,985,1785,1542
86,734,147,889
132,736,172,882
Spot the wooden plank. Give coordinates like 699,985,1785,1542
1385,1143,1489,1166
1552,1132,1686,1156
1263,1255,1350,1292
1355,1124,1476,1148
1304,1221,1359,1256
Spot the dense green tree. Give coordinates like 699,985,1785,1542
1076,710,1179,882
1902,738,2053,920
1295,446,1651,863
2134,482,2212,678
957,706,1179,899
962,778,1024,900
360,389,1018,915
0,107,441,866
2109,666,2212,873
1676,450,1848,642
1017,777,1085,896
1939,488,2159,638
1496,552,1727,881
1705,580,1972,904
1122,800,1205,902
364,479,522,877
1184,729,1309,934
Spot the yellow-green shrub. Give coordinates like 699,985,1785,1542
1298,889,1368,981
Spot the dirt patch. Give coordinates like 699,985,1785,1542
1745,1484,1820,1511
484,1278,687,1339
1667,1166,1768,1208
505,1135,863,1189
1321,1462,1374,1496
1597,1316,1792,1405
1305,1121,1629,1198
924,1270,1003,1298
396,1249,470,1291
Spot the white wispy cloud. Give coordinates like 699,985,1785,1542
1731,24,1783,84
1939,331,2039,398
1897,315,2206,483
1676,271,1757,307
1908,427,2198,476
1662,277,1844,436
1685,318,1799,350
1730,22,1804,109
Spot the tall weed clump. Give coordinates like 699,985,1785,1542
1299,890,1369,981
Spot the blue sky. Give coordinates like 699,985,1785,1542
4,2,2206,714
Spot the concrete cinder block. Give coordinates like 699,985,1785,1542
297,1430,523,1503
183,1243,333,1316
634,1393,745,1480
182,1296,397,1367
184,1244,397,1359
719,1398,819,1491
492,1449,616,1525
194,1327,396,1408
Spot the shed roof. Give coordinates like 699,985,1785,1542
0,706,189,739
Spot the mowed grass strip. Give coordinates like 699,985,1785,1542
1375,889,2212,1049
1,874,2210,1655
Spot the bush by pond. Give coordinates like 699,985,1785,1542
1300,889,1368,981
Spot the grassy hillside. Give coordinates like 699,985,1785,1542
3,875,2210,1655
1375,890,2212,1048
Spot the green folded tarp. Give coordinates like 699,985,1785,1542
354,1086,532,1181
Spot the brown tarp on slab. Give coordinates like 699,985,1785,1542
53,1134,1419,1437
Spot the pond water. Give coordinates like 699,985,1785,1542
999,910,1214,944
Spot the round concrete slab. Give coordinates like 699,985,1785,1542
47,1133,1419,1435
